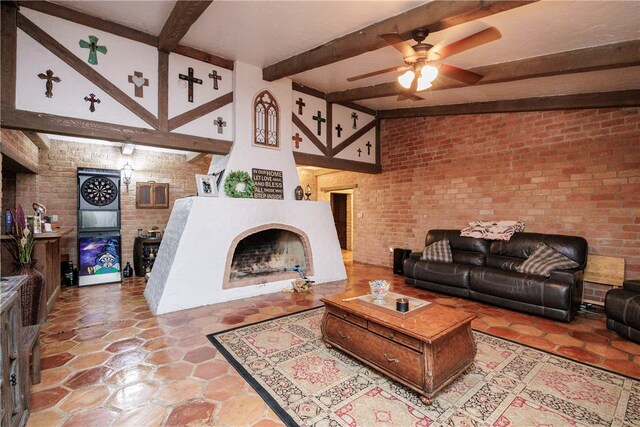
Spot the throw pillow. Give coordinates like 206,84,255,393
422,239,453,263
516,243,579,277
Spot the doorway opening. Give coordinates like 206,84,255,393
329,189,354,252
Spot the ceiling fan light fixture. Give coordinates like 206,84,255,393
416,75,432,91
398,69,415,89
421,64,439,83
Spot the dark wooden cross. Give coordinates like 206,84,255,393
296,97,306,115
128,71,149,98
37,69,61,98
208,70,222,90
357,148,362,157
179,67,203,103
335,124,343,138
84,93,100,112
79,35,107,65
351,112,358,129
292,133,302,148
366,140,372,155
215,117,227,134
312,111,326,136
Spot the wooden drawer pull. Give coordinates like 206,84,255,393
338,331,350,339
384,353,399,363
387,332,395,339
341,313,348,319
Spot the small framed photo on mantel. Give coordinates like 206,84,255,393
196,174,217,197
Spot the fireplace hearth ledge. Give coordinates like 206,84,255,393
144,197,347,315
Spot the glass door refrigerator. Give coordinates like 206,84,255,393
77,168,122,286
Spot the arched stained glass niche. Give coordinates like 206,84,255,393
253,90,279,148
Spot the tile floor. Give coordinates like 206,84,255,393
27,255,640,426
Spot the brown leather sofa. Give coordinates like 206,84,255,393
403,230,588,322
605,280,640,342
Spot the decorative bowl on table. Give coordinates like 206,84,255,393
369,280,390,302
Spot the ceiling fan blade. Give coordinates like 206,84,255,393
396,93,424,102
438,64,483,85
429,27,501,61
380,33,418,62
347,65,409,82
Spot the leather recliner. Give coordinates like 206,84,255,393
404,230,588,322
605,280,640,342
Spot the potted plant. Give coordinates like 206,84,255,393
6,203,43,326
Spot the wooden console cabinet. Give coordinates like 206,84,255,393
321,292,476,404
1,276,30,427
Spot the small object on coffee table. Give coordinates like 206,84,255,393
369,279,390,303
396,298,409,312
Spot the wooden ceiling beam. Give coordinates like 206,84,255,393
158,0,213,53
185,152,206,163
24,131,51,151
376,90,640,119
327,40,640,103
293,152,381,174
1,107,232,155
263,0,536,81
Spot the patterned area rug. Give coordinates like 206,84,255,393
207,308,639,427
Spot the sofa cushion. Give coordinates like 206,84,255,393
516,244,579,277
605,289,640,331
453,251,487,267
489,232,588,270
422,239,452,262
411,261,472,289
426,230,490,254
486,255,524,272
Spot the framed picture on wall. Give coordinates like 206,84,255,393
196,174,217,197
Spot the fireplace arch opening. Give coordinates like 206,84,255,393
223,224,313,289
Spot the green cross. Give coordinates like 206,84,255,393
79,35,107,65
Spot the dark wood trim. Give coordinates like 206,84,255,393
19,1,158,47
377,90,640,119
320,184,358,192
1,3,17,108
168,92,233,131
328,40,640,103
158,1,212,53
263,1,536,81
326,102,333,154
293,152,381,174
331,120,376,157
292,82,326,99
1,107,232,154
185,152,206,163
338,101,377,117
173,45,234,70
375,118,381,166
17,13,159,129
291,112,328,156
158,51,169,131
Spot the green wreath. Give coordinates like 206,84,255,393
224,170,255,198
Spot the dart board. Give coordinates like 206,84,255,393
80,176,118,207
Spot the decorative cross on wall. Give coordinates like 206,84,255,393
296,97,305,115
179,67,203,103
335,124,343,138
37,69,61,98
208,70,222,90
312,111,326,136
128,71,149,98
79,35,107,65
357,148,362,157
292,133,302,149
84,93,100,112
215,117,227,134
366,140,372,155
351,112,359,129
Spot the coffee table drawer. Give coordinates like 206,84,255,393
368,322,422,352
325,315,424,387
325,306,367,328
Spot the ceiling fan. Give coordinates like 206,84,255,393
347,26,501,99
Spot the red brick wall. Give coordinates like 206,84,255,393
317,108,640,303
35,140,210,266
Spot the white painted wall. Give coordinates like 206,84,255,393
222,61,300,199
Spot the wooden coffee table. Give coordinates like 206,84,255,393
321,291,476,404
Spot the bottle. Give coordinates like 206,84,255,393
123,262,133,278
4,209,12,234
33,212,42,233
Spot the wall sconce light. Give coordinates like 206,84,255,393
121,162,134,192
